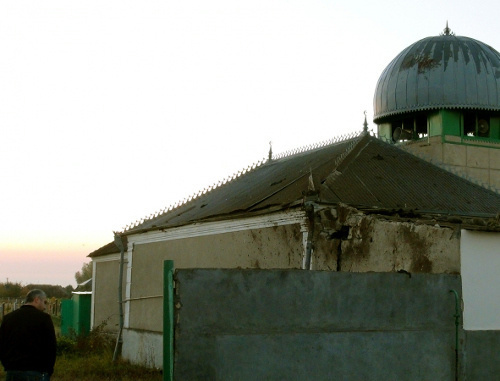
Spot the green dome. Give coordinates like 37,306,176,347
373,32,500,123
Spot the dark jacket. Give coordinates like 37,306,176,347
0,305,57,375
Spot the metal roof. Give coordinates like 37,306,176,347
121,132,500,236
122,134,359,233
373,32,500,123
322,136,500,214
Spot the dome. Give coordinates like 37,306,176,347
373,28,500,123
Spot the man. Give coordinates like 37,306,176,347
0,289,57,381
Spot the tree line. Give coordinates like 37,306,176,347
0,261,93,299
0,282,73,299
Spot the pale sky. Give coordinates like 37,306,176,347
1,0,499,286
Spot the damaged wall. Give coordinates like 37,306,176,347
312,204,460,274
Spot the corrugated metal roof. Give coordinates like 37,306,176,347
123,134,359,233
323,136,500,214
373,34,500,123
121,133,500,235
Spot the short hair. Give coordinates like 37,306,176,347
25,289,47,303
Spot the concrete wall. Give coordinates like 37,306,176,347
174,269,461,380
122,329,162,369
464,331,500,380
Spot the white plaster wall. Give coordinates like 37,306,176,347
461,230,500,330
122,329,163,369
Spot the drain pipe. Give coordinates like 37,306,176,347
113,233,126,362
304,201,315,270
449,289,461,381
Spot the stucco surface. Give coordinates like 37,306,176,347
490,147,500,169
122,329,162,369
443,143,467,166
491,169,500,190
398,136,443,161
93,258,124,331
128,224,303,331
399,139,500,192
465,166,490,185
314,208,460,273
467,145,490,168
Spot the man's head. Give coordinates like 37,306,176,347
25,289,48,312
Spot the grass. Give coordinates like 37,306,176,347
0,317,163,381
0,354,163,381
49,353,163,381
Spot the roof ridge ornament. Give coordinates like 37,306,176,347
441,21,454,36
363,111,368,134
271,131,360,160
120,155,269,232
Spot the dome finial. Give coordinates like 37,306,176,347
441,21,454,36
363,111,368,134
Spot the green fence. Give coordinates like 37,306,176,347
163,260,174,381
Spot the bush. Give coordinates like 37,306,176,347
75,321,114,354
53,354,162,381
56,335,77,356
58,320,114,356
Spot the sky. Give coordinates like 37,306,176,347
1,0,499,287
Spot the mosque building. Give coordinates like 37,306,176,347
88,26,500,379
